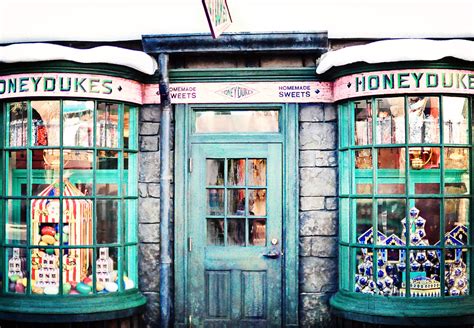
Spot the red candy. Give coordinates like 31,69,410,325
41,226,56,237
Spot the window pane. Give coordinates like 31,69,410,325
443,97,468,144
227,219,245,246
97,150,119,196
63,150,93,196
249,189,266,216
207,189,224,215
410,201,440,246
124,245,138,290
354,99,372,145
31,101,60,147
228,189,245,216
206,159,224,186
6,199,27,244
207,219,224,246
355,149,372,194
63,100,94,147
408,96,439,143
124,106,138,150
96,199,118,244
445,148,469,195
406,249,441,297
445,198,469,245
376,97,405,144
195,110,279,133
377,148,406,194
7,247,27,294
355,248,374,293
355,199,372,244
125,199,138,243
249,219,266,246
8,102,28,147
227,159,245,186
445,248,468,296
6,150,28,196
248,159,266,186
375,249,403,296
96,103,119,148
377,199,406,244
96,247,119,293
63,248,94,295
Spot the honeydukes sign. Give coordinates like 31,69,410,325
334,69,474,101
202,0,233,38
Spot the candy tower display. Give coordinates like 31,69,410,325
96,248,114,283
30,179,93,294
7,248,27,294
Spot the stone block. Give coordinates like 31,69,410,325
325,197,338,210
142,292,160,328
140,122,159,136
324,104,337,122
299,168,337,196
299,122,336,150
299,211,337,236
299,257,338,293
300,197,325,211
140,136,159,152
260,55,303,68
139,198,160,223
139,183,148,198
299,104,324,122
139,244,160,292
148,183,160,198
299,237,312,257
139,152,160,183
310,236,338,258
299,293,335,327
140,105,161,123
139,223,160,243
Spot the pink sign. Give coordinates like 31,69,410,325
334,69,474,101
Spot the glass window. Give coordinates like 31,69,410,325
195,110,279,133
1,100,138,297
340,95,471,298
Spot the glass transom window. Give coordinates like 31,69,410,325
1,99,138,297
339,95,472,298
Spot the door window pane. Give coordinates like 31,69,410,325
249,189,266,216
207,189,224,215
195,110,279,133
228,189,245,216
207,219,224,246
249,219,266,246
227,219,245,246
248,159,266,186
228,159,245,186
206,159,224,186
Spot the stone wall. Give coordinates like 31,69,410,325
298,103,338,327
138,104,171,327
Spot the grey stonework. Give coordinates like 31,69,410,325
299,103,338,327
138,104,173,327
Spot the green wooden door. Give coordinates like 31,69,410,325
188,143,283,327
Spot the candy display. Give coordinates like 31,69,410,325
355,206,468,297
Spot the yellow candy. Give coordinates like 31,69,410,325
32,286,44,294
21,278,28,287
96,282,104,292
39,241,48,246
41,235,56,245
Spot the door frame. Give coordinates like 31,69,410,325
175,103,299,327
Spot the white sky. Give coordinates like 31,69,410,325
0,0,473,44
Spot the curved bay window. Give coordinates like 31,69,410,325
0,99,143,319
335,95,474,323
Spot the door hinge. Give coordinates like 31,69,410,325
189,157,193,173
188,237,193,252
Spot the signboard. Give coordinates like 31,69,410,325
334,69,474,101
202,0,232,38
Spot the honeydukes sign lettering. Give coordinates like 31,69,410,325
0,73,143,104
334,69,474,101
202,0,232,38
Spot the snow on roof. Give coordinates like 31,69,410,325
0,43,158,75
316,39,474,74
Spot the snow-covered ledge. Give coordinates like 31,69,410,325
0,43,157,75
316,39,474,74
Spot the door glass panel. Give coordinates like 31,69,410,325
207,219,224,245
228,159,245,186
227,219,245,246
228,189,245,216
249,189,266,216
249,219,266,246
206,159,224,186
195,111,279,133
207,189,224,215
248,159,266,186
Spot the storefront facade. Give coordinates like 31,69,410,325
0,35,473,327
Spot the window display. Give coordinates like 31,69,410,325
1,100,138,297
340,95,472,299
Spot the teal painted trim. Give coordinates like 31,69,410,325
0,61,151,83
320,59,474,81
331,290,474,325
169,68,318,83
0,290,146,321
284,103,299,326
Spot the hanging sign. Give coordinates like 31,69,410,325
202,0,233,38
